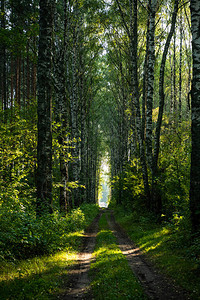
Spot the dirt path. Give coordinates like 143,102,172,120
61,209,191,299
61,212,102,299
107,211,191,300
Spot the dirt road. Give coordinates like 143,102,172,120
62,210,190,300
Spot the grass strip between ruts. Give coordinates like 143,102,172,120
90,212,146,300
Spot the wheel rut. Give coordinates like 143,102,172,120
61,209,191,300
61,211,102,299
106,211,191,300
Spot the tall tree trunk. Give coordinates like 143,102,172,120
130,0,151,208
142,16,150,142
173,30,177,115
15,56,21,109
11,57,14,114
146,0,157,170
153,0,179,214
54,0,70,214
31,37,37,100
36,0,54,216
170,50,174,115
0,0,7,115
190,0,200,231
26,41,30,104
179,13,183,122
70,6,80,207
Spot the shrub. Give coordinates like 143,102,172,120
0,204,99,261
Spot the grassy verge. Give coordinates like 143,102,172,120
0,248,77,299
114,207,200,299
90,212,146,300
0,204,99,299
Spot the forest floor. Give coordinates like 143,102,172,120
60,209,191,300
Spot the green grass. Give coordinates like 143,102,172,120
114,207,200,299
0,204,100,299
90,213,146,300
0,234,82,299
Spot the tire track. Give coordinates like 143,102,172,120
61,211,102,299
106,211,190,300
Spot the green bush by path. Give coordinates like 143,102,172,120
114,206,200,300
0,204,99,299
90,213,146,300
0,203,99,260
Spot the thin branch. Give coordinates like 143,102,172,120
115,0,130,38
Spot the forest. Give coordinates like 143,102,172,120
0,0,200,299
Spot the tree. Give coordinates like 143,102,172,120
36,0,55,215
190,0,200,231
152,0,179,213
0,0,7,115
146,0,157,170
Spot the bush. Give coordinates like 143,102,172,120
0,204,99,261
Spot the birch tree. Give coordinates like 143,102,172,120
146,0,157,170
0,0,7,115
190,0,200,231
152,0,179,213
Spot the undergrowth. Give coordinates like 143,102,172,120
0,203,99,260
114,206,200,299
90,212,146,300
0,204,99,299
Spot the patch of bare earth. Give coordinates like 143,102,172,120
59,212,102,300
107,211,191,300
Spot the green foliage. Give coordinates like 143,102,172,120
110,160,145,211
90,213,146,300
158,120,191,217
0,204,99,299
0,105,37,213
0,204,99,261
110,118,191,220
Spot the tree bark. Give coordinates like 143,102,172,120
190,0,200,231
0,0,7,115
146,0,157,170
153,0,179,171
130,0,151,207
36,0,54,215
152,0,179,214
179,13,183,122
